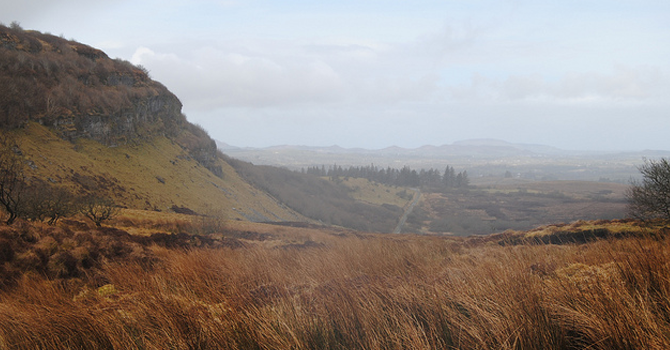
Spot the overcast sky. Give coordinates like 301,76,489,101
2,0,670,150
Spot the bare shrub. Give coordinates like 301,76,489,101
21,181,78,225
79,196,119,227
193,206,227,234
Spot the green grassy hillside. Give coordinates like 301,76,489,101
12,122,303,222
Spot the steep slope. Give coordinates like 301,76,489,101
15,123,303,221
0,24,302,222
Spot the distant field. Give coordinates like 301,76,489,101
406,180,628,235
222,145,652,182
338,177,411,208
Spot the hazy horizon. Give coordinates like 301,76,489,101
2,1,669,151
218,138,670,153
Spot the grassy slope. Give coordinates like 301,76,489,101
223,158,410,232
15,122,303,222
338,177,410,208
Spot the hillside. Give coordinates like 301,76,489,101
0,24,304,222
13,122,304,222
222,155,407,232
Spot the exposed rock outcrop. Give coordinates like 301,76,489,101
0,24,221,175
0,25,185,145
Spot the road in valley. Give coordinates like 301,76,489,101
393,188,421,234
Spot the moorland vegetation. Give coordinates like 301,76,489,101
0,216,669,349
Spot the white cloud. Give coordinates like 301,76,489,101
130,47,156,65
132,34,449,112
132,43,348,109
447,66,670,105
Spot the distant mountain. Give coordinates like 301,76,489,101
220,138,670,160
219,138,597,162
452,139,568,155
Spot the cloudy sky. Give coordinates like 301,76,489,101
2,0,670,150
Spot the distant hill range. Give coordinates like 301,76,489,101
218,139,670,182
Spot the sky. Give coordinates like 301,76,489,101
2,0,670,151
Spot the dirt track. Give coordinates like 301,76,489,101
393,188,421,233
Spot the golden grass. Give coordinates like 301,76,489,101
110,209,197,236
339,177,411,207
522,219,659,238
1,219,669,349
15,122,303,222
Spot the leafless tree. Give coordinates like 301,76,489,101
79,196,119,227
626,158,670,220
0,134,26,225
23,181,78,225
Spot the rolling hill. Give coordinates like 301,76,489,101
0,24,306,223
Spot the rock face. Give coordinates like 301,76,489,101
66,92,184,146
0,24,223,176
0,24,186,146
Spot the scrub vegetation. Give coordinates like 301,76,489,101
0,217,669,349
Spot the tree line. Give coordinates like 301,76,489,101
302,164,469,189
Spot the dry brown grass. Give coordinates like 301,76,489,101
0,219,669,349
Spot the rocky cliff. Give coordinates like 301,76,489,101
0,24,184,145
0,24,223,175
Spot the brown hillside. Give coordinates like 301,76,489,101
0,24,183,145
1,218,669,349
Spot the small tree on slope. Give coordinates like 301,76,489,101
80,196,119,227
627,158,670,220
0,134,26,225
